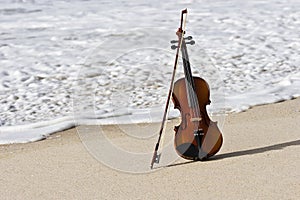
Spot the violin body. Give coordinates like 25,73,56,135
172,77,223,160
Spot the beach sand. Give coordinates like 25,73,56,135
0,98,299,199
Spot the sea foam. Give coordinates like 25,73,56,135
0,0,299,144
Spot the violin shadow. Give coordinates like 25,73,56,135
163,139,300,168
212,139,300,160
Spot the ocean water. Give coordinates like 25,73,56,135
0,0,299,144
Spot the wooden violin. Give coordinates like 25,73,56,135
151,9,223,168
172,19,223,161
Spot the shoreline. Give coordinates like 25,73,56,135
0,98,299,199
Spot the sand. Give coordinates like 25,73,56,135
0,98,299,199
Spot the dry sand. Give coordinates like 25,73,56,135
0,98,299,199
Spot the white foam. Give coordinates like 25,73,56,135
0,0,299,144
225,72,300,112
0,107,180,144
0,116,75,144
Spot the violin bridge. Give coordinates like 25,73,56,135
190,117,202,122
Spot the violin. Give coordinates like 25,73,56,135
151,9,223,168
172,16,223,161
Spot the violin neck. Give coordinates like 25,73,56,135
180,38,198,109
181,39,194,86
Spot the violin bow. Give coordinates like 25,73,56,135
150,9,188,169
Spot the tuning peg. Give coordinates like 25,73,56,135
171,40,195,49
171,45,178,50
170,36,192,44
186,40,195,45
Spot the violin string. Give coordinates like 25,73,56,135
182,40,201,121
